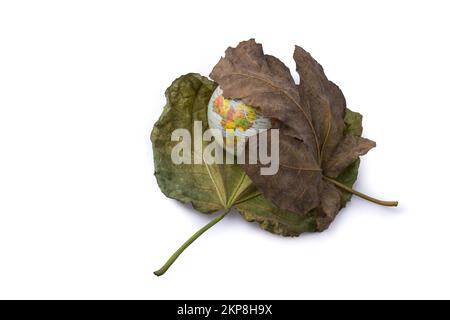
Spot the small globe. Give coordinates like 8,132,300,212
207,86,272,138
207,86,272,156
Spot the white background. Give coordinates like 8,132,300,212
0,0,449,300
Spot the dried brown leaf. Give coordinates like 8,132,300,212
210,39,377,219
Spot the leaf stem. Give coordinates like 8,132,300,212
324,176,398,207
154,209,230,277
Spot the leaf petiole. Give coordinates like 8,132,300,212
324,176,398,207
154,208,231,276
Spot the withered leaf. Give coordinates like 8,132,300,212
236,108,365,235
210,40,323,214
210,41,319,155
210,39,376,219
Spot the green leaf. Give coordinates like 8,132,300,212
151,74,380,275
151,73,367,240
344,109,363,136
151,74,258,275
151,73,254,213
